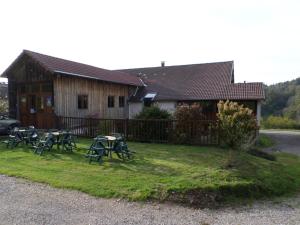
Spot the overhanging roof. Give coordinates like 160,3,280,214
2,50,144,87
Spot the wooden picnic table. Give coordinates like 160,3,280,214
104,136,117,158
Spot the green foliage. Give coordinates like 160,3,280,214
261,116,300,129
217,100,258,150
0,97,8,113
0,138,299,204
172,103,214,144
174,103,205,121
256,134,275,148
262,78,300,123
134,105,172,119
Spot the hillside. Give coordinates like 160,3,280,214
262,78,300,122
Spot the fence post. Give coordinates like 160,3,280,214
125,119,129,139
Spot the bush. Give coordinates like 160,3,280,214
261,116,300,129
0,98,8,113
134,106,172,119
257,134,275,148
174,103,206,121
217,100,258,150
171,103,212,144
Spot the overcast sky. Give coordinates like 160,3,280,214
0,0,299,85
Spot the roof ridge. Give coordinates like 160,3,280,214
23,49,114,73
116,60,234,71
229,82,264,85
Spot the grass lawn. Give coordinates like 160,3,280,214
0,137,299,205
257,134,276,148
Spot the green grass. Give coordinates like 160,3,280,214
0,138,299,205
257,134,275,148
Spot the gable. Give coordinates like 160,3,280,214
2,50,143,87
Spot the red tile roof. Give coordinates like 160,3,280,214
19,50,143,86
119,62,265,101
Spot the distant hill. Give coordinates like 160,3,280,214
262,78,300,121
0,82,7,99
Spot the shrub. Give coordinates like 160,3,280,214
174,103,206,121
257,134,275,148
217,100,258,150
134,105,172,120
0,98,8,113
171,103,215,144
132,106,172,142
261,116,300,129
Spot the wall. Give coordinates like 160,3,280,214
256,100,262,126
155,101,177,114
128,101,177,119
128,102,143,118
53,75,130,119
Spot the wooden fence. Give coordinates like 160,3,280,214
57,117,219,145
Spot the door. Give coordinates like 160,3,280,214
18,82,55,129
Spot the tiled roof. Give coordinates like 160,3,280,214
2,50,264,101
16,50,143,86
118,62,265,101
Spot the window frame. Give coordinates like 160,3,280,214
78,95,88,109
119,96,125,108
108,96,115,108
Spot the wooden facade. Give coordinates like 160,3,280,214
6,54,135,128
7,54,56,128
53,75,132,119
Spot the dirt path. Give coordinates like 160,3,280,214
260,130,300,155
0,175,299,225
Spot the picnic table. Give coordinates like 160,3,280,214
3,127,39,148
104,135,116,158
86,133,134,164
33,130,76,155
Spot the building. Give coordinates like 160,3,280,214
1,50,264,128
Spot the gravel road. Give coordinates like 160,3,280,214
260,130,300,155
0,174,300,225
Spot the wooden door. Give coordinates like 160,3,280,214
36,94,55,128
18,82,55,129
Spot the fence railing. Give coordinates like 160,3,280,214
57,117,219,145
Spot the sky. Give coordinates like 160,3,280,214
0,0,299,85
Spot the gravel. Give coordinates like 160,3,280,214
0,175,299,225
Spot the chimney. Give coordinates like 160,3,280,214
161,61,165,67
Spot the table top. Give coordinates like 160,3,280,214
18,129,27,132
105,136,116,141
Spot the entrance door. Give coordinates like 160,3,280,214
18,82,55,128
36,94,55,128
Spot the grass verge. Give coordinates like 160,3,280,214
257,134,275,148
0,138,299,207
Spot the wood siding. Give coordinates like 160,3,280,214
53,75,131,119
7,55,54,128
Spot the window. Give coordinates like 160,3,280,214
119,96,125,108
78,95,88,109
108,96,114,108
29,95,36,114
37,96,44,111
143,93,156,107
